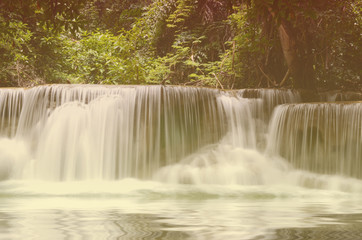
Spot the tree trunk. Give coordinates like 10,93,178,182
278,22,316,90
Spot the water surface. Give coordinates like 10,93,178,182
0,179,362,240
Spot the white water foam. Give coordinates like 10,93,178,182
0,85,361,194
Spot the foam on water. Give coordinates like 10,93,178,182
267,103,362,178
0,85,361,195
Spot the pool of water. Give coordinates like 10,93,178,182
0,86,361,239
0,180,361,240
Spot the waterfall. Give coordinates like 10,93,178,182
267,103,362,178
0,88,24,137
1,85,227,180
0,85,361,185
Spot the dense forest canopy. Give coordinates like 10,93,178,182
0,0,361,90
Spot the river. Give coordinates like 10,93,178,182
0,85,361,239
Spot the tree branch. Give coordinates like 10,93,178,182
279,68,290,87
258,65,277,87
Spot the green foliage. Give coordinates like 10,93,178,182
0,17,34,86
145,0,235,88
312,1,362,90
64,31,149,84
79,0,147,33
0,0,86,33
0,0,360,90
167,0,194,28
146,30,220,87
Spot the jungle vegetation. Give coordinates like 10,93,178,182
0,0,361,91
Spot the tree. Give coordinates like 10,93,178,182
0,0,88,86
250,0,361,90
0,0,360,90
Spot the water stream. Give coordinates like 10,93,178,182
0,85,361,239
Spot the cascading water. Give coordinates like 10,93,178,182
0,88,24,137
0,85,362,240
1,85,228,180
0,85,361,185
267,103,362,178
